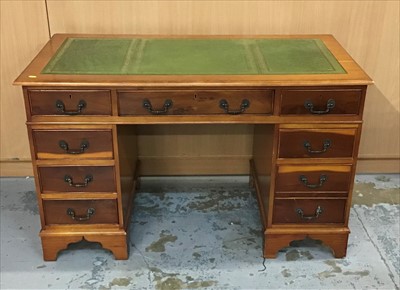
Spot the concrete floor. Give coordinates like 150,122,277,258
0,175,399,290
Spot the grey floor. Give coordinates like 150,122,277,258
1,175,399,290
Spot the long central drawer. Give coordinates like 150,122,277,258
118,89,274,115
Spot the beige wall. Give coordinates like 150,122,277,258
1,0,399,175
1,1,50,175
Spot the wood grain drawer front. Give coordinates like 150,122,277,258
33,130,113,159
118,90,273,115
273,199,346,224
38,166,116,193
279,129,356,158
280,89,362,115
43,200,118,225
28,90,112,116
275,165,352,194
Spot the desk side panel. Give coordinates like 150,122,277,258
252,124,275,228
115,125,138,230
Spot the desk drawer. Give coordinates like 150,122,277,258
118,90,273,115
33,130,113,160
280,89,363,115
272,199,346,224
275,165,352,194
38,166,116,193
279,128,356,158
43,199,118,225
28,90,112,116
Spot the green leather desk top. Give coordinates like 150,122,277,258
42,38,346,75
14,34,373,86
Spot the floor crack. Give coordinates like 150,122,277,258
131,242,152,288
353,206,399,289
258,257,267,272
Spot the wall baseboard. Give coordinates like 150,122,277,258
0,158,399,177
0,161,33,177
356,158,400,174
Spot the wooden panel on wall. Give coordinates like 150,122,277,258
46,0,399,167
137,124,254,175
137,125,253,157
0,1,50,166
1,0,398,175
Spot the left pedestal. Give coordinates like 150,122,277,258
24,88,137,261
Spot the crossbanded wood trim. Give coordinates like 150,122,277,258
277,164,352,174
276,158,355,165
36,152,113,160
279,123,360,129
279,128,357,135
41,224,122,233
1,157,399,176
27,115,364,125
29,124,114,130
35,159,115,166
266,227,350,234
40,193,118,200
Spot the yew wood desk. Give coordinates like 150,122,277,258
14,34,373,261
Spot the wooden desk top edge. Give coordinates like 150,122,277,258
14,33,373,87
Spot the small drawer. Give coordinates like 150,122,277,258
28,90,112,116
278,128,356,158
280,89,363,115
275,165,352,196
272,199,346,224
118,89,273,115
38,166,116,193
33,130,113,160
43,199,118,225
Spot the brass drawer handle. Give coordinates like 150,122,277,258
219,99,250,115
66,208,95,221
58,140,89,154
304,139,331,154
64,174,93,187
55,99,87,115
304,98,335,114
299,174,327,188
143,99,173,114
296,206,323,220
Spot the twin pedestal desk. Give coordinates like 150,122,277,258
14,34,372,261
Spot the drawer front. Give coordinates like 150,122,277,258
280,89,362,115
43,199,118,225
118,90,273,115
275,165,352,194
38,166,116,193
279,129,356,158
28,90,112,116
33,130,113,159
272,199,346,224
